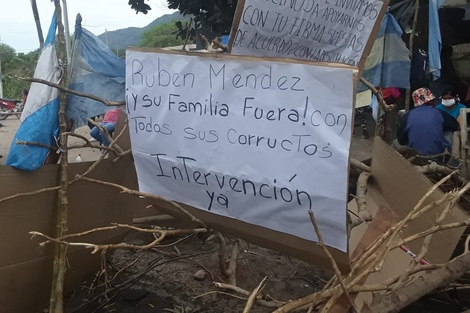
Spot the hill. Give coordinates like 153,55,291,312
97,11,187,52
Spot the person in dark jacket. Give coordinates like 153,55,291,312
397,87,459,156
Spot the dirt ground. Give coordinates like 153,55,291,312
63,232,469,313
64,231,333,313
0,116,105,165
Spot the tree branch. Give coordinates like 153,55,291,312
21,77,125,106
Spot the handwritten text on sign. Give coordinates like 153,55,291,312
126,50,354,252
231,0,383,66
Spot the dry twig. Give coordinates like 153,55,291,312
75,175,207,228
243,276,268,313
308,210,358,313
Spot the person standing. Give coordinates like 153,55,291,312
397,88,459,156
89,108,121,146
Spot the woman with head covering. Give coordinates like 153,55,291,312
396,87,459,156
435,87,466,123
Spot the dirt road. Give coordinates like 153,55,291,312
0,117,104,166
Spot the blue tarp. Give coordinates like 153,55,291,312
359,12,411,92
66,14,125,130
6,13,60,171
429,0,446,81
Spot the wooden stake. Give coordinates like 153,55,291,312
49,1,69,312
405,0,420,112
30,0,44,49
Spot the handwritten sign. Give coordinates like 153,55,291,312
231,0,384,66
126,50,354,252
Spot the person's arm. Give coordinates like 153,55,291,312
396,112,409,145
440,110,460,131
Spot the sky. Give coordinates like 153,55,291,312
0,0,176,53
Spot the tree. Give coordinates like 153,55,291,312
1,49,39,99
140,20,185,48
128,0,237,36
0,43,16,66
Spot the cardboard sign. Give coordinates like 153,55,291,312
230,0,384,66
126,49,355,252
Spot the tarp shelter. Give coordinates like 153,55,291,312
389,0,470,103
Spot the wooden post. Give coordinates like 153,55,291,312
0,59,3,98
460,108,468,179
48,1,69,312
30,0,44,49
61,0,72,64
405,0,420,111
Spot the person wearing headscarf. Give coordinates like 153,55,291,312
435,87,467,156
397,87,459,156
435,87,466,123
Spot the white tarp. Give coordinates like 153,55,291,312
231,0,384,66
126,50,354,252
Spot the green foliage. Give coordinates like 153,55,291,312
128,0,237,37
0,43,16,65
0,43,39,99
168,0,236,35
128,0,152,14
140,20,185,48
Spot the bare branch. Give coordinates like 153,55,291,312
350,158,371,173
75,175,207,228
21,77,125,106
308,210,358,313
243,277,268,313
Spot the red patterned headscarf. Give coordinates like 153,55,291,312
412,88,435,106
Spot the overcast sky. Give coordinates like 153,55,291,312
0,0,176,53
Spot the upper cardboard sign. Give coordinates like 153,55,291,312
126,49,355,252
230,0,384,67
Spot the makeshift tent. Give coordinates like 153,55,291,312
66,14,125,130
7,13,126,170
388,0,470,97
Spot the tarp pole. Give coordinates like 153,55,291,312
30,0,44,49
49,1,70,312
61,0,72,64
0,60,3,98
405,0,420,111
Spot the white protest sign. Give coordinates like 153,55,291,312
126,50,354,252
231,0,384,66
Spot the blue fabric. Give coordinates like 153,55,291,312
362,61,411,91
429,0,445,81
6,100,60,170
221,35,230,45
6,12,59,171
370,94,385,122
358,13,410,92
406,105,450,155
90,122,116,146
44,13,57,46
410,49,427,87
436,103,466,119
66,15,125,130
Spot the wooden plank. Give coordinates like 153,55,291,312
460,108,469,178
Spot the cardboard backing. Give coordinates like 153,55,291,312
0,155,136,313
